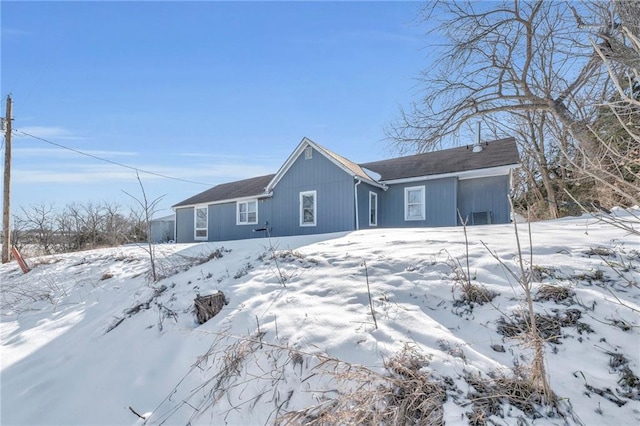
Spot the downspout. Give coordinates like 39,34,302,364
172,208,177,243
354,178,362,230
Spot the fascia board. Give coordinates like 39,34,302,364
266,137,385,191
173,193,272,210
380,164,520,185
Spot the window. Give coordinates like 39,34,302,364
300,190,316,226
369,191,378,226
237,200,258,225
194,206,208,240
304,146,313,159
404,186,425,221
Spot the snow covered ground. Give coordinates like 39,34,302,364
1,212,639,425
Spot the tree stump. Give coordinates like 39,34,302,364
194,291,228,324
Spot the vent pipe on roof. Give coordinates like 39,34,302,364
472,122,483,153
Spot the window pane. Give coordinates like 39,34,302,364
303,195,314,209
196,208,207,228
239,203,247,213
248,211,256,222
408,190,421,204
239,212,247,222
408,204,421,218
303,209,314,223
196,229,207,237
248,201,257,213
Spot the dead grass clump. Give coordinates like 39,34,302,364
528,265,560,282
465,371,553,424
574,268,608,284
497,308,593,343
584,247,615,258
497,312,563,343
445,254,498,307
607,352,640,400
534,284,574,303
278,345,446,425
458,283,499,306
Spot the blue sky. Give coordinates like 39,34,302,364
2,1,432,218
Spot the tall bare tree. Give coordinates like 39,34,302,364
389,0,637,214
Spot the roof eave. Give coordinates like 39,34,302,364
172,192,273,210
379,163,520,185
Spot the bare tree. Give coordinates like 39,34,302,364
124,172,165,282
388,1,608,151
387,1,636,216
101,202,130,247
20,203,56,255
580,1,640,209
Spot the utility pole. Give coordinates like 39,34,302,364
2,95,12,263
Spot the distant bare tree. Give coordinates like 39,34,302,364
102,202,130,246
20,203,56,255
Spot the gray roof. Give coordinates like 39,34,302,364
173,174,275,208
360,137,519,181
173,137,519,208
312,141,380,184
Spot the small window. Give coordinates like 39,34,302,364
300,190,317,226
195,206,208,240
369,191,378,226
404,186,425,221
304,146,313,160
237,200,258,225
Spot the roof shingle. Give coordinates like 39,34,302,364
172,174,275,208
173,137,520,208
360,137,519,181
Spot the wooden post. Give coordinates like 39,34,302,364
11,247,30,273
2,95,12,264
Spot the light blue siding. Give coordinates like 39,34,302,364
457,176,511,224
266,147,355,237
356,182,384,229
175,147,514,243
381,177,457,227
208,202,266,241
175,207,195,243
150,219,175,243
175,147,357,242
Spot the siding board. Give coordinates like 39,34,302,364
381,177,457,227
457,176,511,224
175,207,195,243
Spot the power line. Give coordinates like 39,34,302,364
15,129,215,187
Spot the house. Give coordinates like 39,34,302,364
149,215,176,243
172,137,520,243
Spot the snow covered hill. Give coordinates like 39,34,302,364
1,213,639,425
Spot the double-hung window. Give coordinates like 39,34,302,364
369,191,378,226
237,200,258,225
404,186,425,221
300,190,317,226
194,206,208,240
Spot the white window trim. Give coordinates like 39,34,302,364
299,190,317,227
236,199,258,225
194,205,208,240
369,191,378,226
404,186,425,221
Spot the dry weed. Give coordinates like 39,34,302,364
278,345,446,425
534,284,574,303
